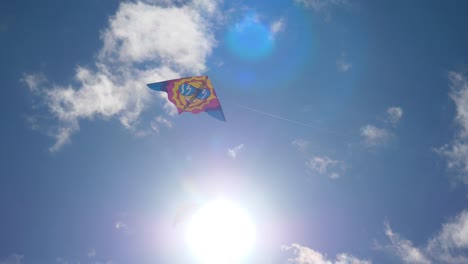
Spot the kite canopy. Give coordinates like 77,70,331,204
147,76,226,122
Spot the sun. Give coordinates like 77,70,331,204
186,200,256,264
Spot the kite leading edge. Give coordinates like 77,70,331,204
147,76,226,122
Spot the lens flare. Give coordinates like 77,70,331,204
226,13,274,61
186,200,255,264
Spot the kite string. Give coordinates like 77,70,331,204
231,103,348,137
233,103,314,128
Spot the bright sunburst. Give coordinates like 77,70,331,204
186,200,256,264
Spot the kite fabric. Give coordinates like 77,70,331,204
147,76,226,122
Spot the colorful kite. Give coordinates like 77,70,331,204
147,76,226,121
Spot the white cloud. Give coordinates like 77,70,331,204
23,0,220,151
270,17,285,37
282,243,371,264
437,71,468,185
337,54,351,72
0,255,23,264
360,125,390,146
306,155,343,179
387,106,403,125
382,209,468,264
427,209,468,263
384,222,432,264
292,138,310,153
227,143,244,158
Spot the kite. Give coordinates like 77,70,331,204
147,76,226,121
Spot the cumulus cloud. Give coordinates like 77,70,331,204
437,71,468,185
0,254,23,264
360,125,390,146
382,209,468,264
227,143,244,158
282,243,371,264
306,155,343,179
386,106,403,125
23,0,220,151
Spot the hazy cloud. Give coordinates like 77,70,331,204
283,243,371,264
23,0,220,151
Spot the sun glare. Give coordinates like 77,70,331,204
186,200,255,264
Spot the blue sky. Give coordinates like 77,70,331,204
1,0,468,263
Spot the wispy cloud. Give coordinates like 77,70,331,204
437,71,468,185
294,0,346,12
0,254,23,264
294,0,347,21
306,155,343,179
360,125,390,146
337,53,352,72
282,243,371,264
292,139,310,153
292,139,344,179
381,209,468,264
227,143,244,158
386,106,403,125
270,17,285,37
383,222,431,264
150,115,173,133
22,0,221,151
